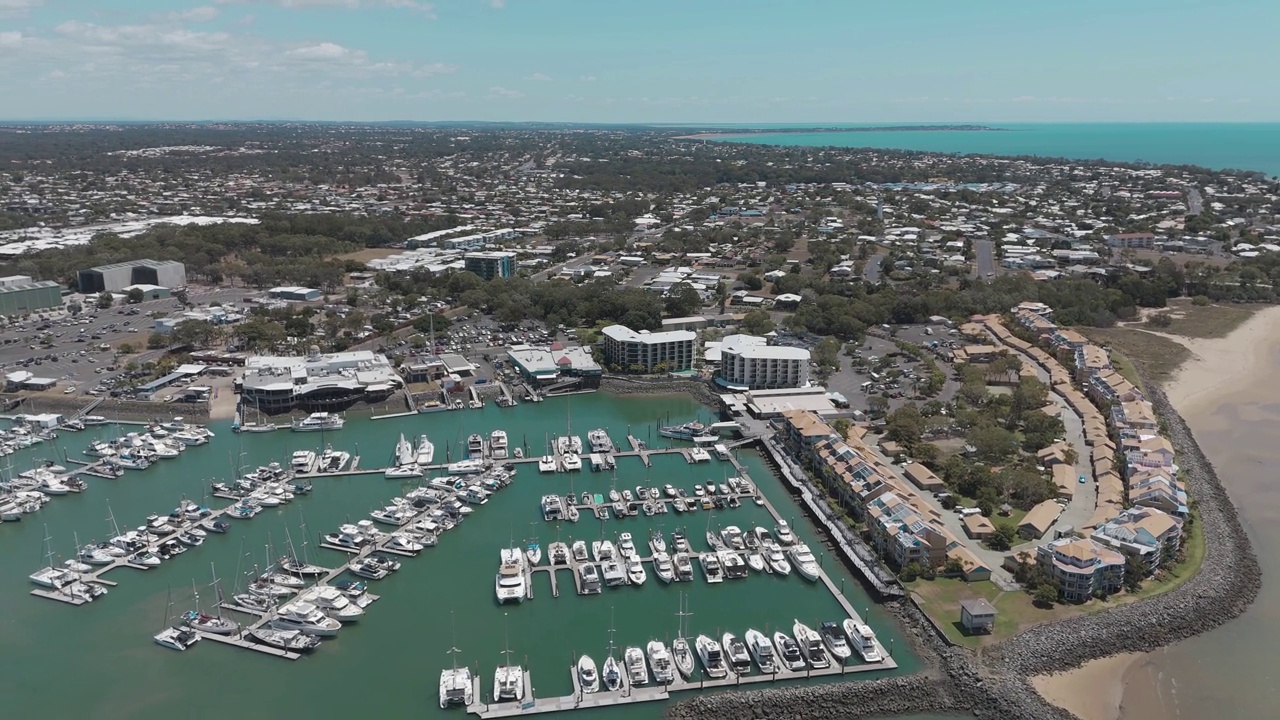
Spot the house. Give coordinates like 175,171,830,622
1018,500,1063,540
902,462,945,492
1052,463,1077,500
1036,537,1126,602
1036,442,1071,467
1092,507,1183,571
962,514,996,540
959,598,998,634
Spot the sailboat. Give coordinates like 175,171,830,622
439,613,475,709
182,570,239,635
525,522,542,566
671,592,695,679
30,525,78,589
154,589,201,651
279,525,326,576
493,613,525,703
602,607,622,691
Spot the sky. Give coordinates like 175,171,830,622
1,0,1277,123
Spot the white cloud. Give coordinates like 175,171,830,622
0,31,25,48
489,85,523,99
0,0,43,18
525,72,551,81
286,42,357,61
169,7,220,22
217,0,435,12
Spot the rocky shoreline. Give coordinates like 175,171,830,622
600,376,722,408
665,373,1262,720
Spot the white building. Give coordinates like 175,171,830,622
238,347,402,412
600,325,695,373
717,334,811,390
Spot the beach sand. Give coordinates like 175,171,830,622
1162,304,1280,413
1031,653,1140,720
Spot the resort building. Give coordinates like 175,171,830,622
463,251,516,280
1091,507,1183,572
1036,537,1126,602
237,347,402,412
716,334,811,390
600,324,695,373
77,259,186,293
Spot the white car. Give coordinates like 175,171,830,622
63,386,76,394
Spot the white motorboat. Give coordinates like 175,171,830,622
624,645,649,686
772,631,807,671
591,539,615,563
745,551,765,573
447,459,485,475
251,627,322,652
493,664,524,703
744,629,777,674
587,428,613,453
578,562,602,594
154,626,201,651
820,621,852,662
578,654,600,693
789,543,821,581
720,549,748,579
617,532,637,557
271,601,342,636
422,430,442,466
601,558,627,587
646,640,675,684
672,552,694,582
489,430,509,460
439,667,474,709
467,433,485,457
538,455,557,473
385,534,425,554
78,543,117,565
774,520,796,546
648,529,667,555
130,551,163,567
722,632,752,675
601,655,622,692
695,634,728,678
384,465,424,479
571,540,589,562
495,548,527,604
699,552,724,583
764,542,792,575
290,450,317,473
292,412,344,432
561,453,582,472
792,620,830,669
652,552,674,583
625,555,647,585
843,619,884,663
172,430,209,446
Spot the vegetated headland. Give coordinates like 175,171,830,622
673,124,1004,140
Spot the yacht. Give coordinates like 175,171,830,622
745,550,765,573
772,631,808,671
415,435,436,466
591,539,616,563
439,666,474,709
495,548,527,604
489,431,509,460
578,654,600,693
549,541,570,566
617,532,637,557
385,464,423,479
587,428,613,453
722,632,752,675
764,541,792,576
789,543,821,581
292,412,344,432
385,534,425,554
447,459,485,475
568,435,583,454
625,555,647,585
624,646,649,686
601,558,627,587
720,525,745,550
323,525,367,550
467,433,485,457
77,543,118,565
658,421,716,443
271,602,342,636
646,640,675,684
695,634,728,678
720,550,748,579
30,564,79,589
792,620,830,669
652,552,674,583
251,627,322,653
181,611,239,635
672,636,695,678
172,430,209,446
649,529,667,555
672,552,694,582
578,562,602,594
290,450,317,474
744,629,777,674
394,433,415,467
820,622,852,662
538,455,557,473
570,540,589,562
597,654,621,692
843,620,884,663
279,555,326,576
153,626,201,651
202,519,231,534
774,520,797,546
349,558,389,580
525,541,542,567
561,453,582,472
493,664,525,703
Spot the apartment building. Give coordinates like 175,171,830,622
600,324,695,372
717,334,811,389
463,251,516,280
1036,537,1126,602
1092,507,1183,571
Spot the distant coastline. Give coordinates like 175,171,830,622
672,124,1004,140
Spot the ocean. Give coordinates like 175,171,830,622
706,123,1280,176
0,394,918,720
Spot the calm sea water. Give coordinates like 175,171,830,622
708,123,1280,176
0,394,918,720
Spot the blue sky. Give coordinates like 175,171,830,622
1,0,1276,122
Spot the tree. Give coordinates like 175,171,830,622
989,522,1018,551
67,300,83,316
944,557,965,575
1123,555,1146,593
117,342,137,354
867,395,889,419
126,287,145,304
740,309,774,336
146,332,168,350
885,404,925,450
174,289,190,308
832,418,852,440
664,283,702,318
96,292,113,309
913,442,940,465
1033,584,1059,607
713,281,729,313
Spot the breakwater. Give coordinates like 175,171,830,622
600,376,721,408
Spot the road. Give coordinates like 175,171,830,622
1188,187,1204,215
864,252,886,283
974,239,996,277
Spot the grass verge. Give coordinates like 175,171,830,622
1080,327,1190,387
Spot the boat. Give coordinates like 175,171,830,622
129,551,163,567
646,640,675,684
601,655,621,692
384,464,424,479
447,459,485,475
154,625,201,651
789,543,821,581
467,433,485,457
548,541,570,566
591,539,615,563
77,543,116,565
774,520,796,546
624,646,649,686
652,552,674,583
30,528,78,588
182,610,239,635
415,435,436,466
689,447,711,463
617,532,637,557
764,543,792,575
722,632,752,675
292,412,344,432
489,430,509,460
251,627,322,652
578,655,600,693
601,558,626,587
587,428,614,453
625,555,647,585
658,420,717,443
773,631,807,671
720,525,745,550
538,455,556,473
394,433,415,466
525,541,542,567
290,450,317,473
349,558,389,580
672,552,694,581
745,550,765,573
649,529,668,555
495,548,527,604
744,629,777,674
385,534,425,554
820,621,852,662
439,666,474,709
271,601,342,636
720,550,748,579
843,619,884,663
561,453,582,472
695,635,729,678
792,620,830,669
578,562,601,594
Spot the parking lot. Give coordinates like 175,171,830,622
821,327,962,419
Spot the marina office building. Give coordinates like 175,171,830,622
717,334,811,390
77,259,187,293
600,324,695,373
237,348,402,412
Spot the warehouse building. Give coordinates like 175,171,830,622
0,276,63,314
77,259,187,293
267,287,323,302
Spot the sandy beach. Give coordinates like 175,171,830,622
1162,304,1280,412
1030,652,1140,720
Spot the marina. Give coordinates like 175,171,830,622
0,394,917,720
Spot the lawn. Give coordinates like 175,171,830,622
1119,510,1206,603
907,577,1081,647
1080,326,1190,387
1160,301,1260,339
336,247,401,263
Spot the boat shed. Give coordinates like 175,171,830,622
134,372,186,401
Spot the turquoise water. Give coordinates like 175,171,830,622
709,123,1280,176
0,394,918,720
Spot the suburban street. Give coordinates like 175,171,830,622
1188,187,1204,215
973,239,996,277
864,252,886,283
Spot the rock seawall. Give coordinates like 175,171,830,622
600,376,720,408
